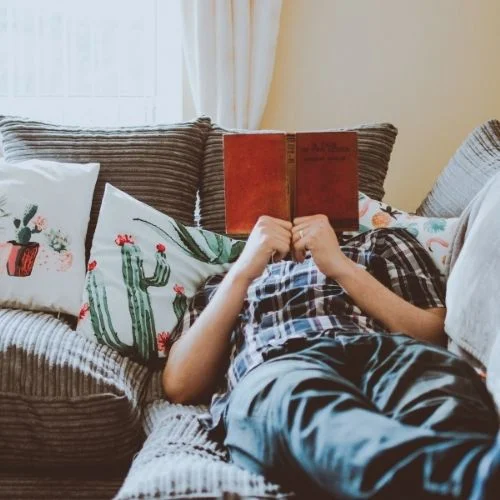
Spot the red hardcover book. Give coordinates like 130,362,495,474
223,131,359,235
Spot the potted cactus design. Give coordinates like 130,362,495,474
7,204,45,277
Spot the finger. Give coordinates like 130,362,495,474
292,245,307,263
291,222,310,236
291,227,310,244
273,225,293,241
265,216,293,230
293,215,323,226
274,240,291,261
293,236,308,254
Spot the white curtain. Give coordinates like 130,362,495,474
181,0,282,130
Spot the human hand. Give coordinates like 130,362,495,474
292,214,354,279
230,216,292,282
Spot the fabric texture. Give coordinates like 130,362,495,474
174,228,445,431
0,470,124,500
417,119,500,217
223,334,499,499
77,184,245,363
0,307,148,468
115,400,292,499
0,115,211,256
342,192,459,278
0,159,99,315
444,171,500,410
181,0,282,129
199,123,398,233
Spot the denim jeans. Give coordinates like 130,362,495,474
222,333,500,499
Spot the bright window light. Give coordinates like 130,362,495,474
0,0,182,125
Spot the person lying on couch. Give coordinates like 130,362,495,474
163,215,500,499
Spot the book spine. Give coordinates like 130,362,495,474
285,133,297,220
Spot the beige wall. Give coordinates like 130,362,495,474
183,0,500,211
260,0,500,210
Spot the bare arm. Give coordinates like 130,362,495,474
293,215,446,346
163,216,292,404
335,262,446,345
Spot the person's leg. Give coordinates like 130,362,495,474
353,333,498,434
223,335,499,499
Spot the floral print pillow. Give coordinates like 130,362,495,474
77,184,245,364
346,192,459,278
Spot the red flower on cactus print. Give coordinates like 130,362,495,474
157,331,172,354
115,234,135,246
79,303,90,320
88,260,97,272
173,284,185,295
156,243,166,253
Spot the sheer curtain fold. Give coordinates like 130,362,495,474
181,0,282,130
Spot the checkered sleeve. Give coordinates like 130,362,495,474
360,228,445,309
167,274,225,352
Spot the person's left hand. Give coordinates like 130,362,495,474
292,214,354,280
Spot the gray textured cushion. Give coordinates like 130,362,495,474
199,122,398,233
0,308,149,468
417,119,500,217
116,400,291,499
0,116,211,255
0,470,123,500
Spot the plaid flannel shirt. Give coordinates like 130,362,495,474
172,228,445,432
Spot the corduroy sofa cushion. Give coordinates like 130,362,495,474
116,400,292,500
0,116,211,256
0,308,148,468
199,122,398,233
417,119,500,217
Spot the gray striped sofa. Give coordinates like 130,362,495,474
0,116,401,499
0,308,291,500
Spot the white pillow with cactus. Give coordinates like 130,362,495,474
77,184,245,364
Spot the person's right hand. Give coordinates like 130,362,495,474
229,216,292,282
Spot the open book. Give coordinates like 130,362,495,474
223,131,359,235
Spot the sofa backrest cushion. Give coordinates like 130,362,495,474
417,119,500,217
0,307,149,468
0,116,211,257
199,122,398,234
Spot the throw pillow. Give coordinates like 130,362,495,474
0,115,211,257
417,119,500,217
0,159,99,315
199,122,398,233
344,192,459,278
77,184,245,363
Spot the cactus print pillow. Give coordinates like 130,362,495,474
345,192,459,278
77,184,245,364
0,159,99,315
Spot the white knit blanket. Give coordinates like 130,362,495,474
445,172,500,409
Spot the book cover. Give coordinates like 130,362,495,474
223,131,358,235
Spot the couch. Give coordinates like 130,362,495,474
0,115,498,499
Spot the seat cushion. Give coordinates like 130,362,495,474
0,116,211,256
0,308,149,468
417,119,500,217
0,469,124,500
116,400,292,499
199,122,398,233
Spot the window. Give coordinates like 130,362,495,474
0,0,182,125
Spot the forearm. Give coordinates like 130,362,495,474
335,258,445,345
163,268,252,404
